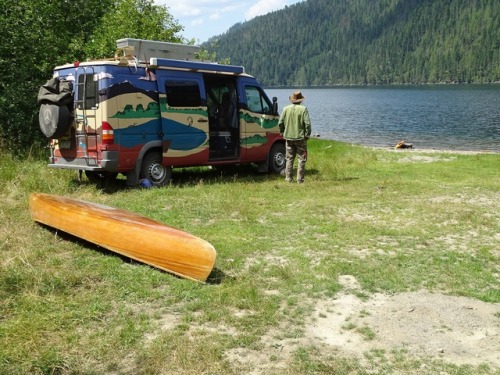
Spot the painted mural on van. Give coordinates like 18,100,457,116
38,40,285,187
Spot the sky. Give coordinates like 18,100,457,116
154,0,302,44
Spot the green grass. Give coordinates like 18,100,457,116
1,139,499,374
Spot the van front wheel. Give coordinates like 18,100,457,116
268,143,286,174
140,152,172,187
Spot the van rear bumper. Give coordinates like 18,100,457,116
48,151,119,172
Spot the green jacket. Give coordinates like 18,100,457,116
278,104,312,141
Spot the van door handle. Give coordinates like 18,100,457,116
197,119,208,123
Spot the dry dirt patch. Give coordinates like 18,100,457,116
224,275,499,374
307,275,500,370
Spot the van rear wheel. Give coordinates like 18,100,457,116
140,152,172,187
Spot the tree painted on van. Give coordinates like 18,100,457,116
158,97,207,117
241,134,267,146
112,102,160,118
241,112,278,130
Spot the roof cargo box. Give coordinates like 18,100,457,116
116,38,200,61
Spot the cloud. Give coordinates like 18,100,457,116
165,0,291,22
191,18,204,26
168,3,202,17
155,0,300,42
245,0,286,20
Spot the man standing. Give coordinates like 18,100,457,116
278,91,312,183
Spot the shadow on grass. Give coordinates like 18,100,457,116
70,165,357,194
72,164,284,193
206,268,234,285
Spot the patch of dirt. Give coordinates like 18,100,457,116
310,275,500,370
226,275,500,373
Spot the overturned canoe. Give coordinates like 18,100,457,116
395,140,413,149
29,193,216,282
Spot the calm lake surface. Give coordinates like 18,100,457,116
267,85,500,152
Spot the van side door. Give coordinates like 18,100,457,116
156,72,210,166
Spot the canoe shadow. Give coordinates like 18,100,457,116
206,268,233,285
36,223,231,284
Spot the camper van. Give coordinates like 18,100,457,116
38,39,285,186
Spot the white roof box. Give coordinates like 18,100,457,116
116,38,200,61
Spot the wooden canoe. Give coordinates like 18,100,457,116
29,193,216,282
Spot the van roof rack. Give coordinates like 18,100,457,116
116,38,199,61
149,58,245,75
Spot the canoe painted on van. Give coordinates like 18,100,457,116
29,193,216,282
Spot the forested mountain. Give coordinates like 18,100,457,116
205,0,499,86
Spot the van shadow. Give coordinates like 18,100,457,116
73,166,359,193
166,165,272,188
73,164,283,193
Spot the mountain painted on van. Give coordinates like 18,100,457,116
104,81,158,102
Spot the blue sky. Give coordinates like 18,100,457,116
154,0,302,44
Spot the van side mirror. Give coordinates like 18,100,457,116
272,97,278,116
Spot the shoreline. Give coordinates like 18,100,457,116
372,146,499,155
310,135,499,155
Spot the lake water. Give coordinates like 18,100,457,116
266,86,500,152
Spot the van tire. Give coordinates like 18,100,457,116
268,143,286,174
39,104,72,139
140,151,172,187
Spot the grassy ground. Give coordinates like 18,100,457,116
1,139,499,374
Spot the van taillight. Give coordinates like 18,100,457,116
102,122,114,145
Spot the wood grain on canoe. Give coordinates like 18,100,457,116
29,193,216,281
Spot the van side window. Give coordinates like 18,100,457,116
77,74,98,109
244,86,271,114
166,80,201,107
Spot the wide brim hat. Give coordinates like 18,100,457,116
289,90,305,103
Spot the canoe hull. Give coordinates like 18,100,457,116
29,193,216,281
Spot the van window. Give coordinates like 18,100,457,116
77,74,98,109
245,86,271,114
166,80,201,107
